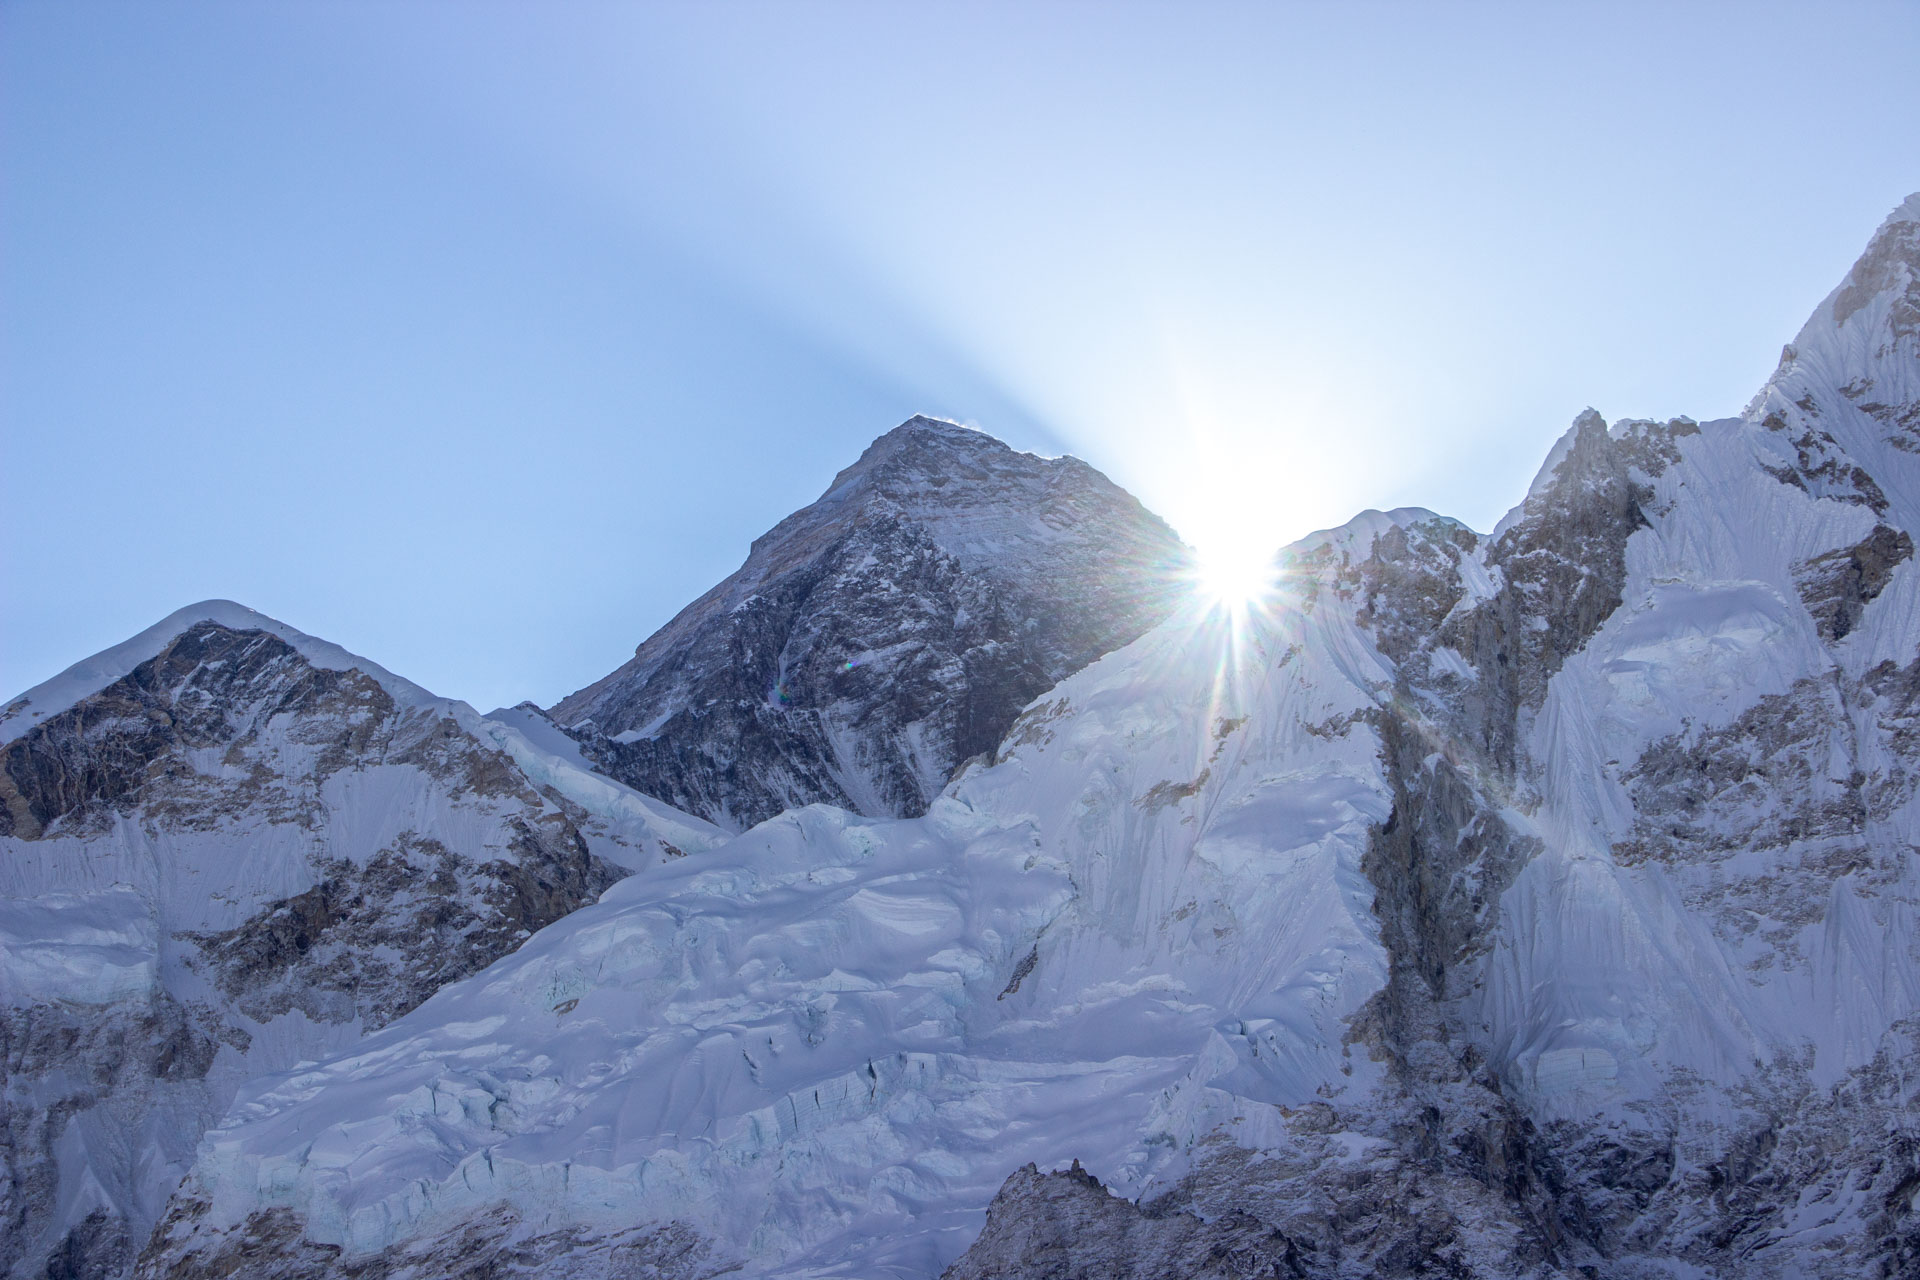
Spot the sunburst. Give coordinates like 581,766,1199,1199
1192,541,1278,613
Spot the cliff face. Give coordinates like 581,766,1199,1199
0,604,720,1280
549,417,1191,828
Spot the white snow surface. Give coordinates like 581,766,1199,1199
163,587,1397,1277
1476,194,1920,1117
0,604,723,1277
0,887,156,1005
0,602,726,1006
152,194,1920,1276
477,703,726,869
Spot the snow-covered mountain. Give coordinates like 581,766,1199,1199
549,416,1192,828
122,195,1920,1280
955,192,1920,1278
0,603,722,1280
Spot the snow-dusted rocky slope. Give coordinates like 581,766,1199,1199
128,195,1920,1280
0,604,722,1280
952,193,1920,1277
549,416,1192,828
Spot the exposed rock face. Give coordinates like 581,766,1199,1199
2,994,222,1280
1792,523,1913,641
550,416,1190,828
135,1200,730,1280
953,1130,1576,1280
0,606,717,1280
1,621,624,1013
943,1161,1308,1280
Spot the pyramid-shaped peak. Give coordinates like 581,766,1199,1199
2,600,437,744
1744,192,1920,429
852,415,1022,472
1830,192,1920,321
887,413,998,441
550,410,1188,826
812,416,1068,510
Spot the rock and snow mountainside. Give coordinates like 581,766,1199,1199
950,195,1920,1276
3,193,1909,1280
0,603,722,1280
133,559,1400,1280
549,416,1191,828
129,195,1920,1280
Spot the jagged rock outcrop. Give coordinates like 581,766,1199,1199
134,1200,730,1280
0,604,719,1280
550,416,1190,828
942,1160,1308,1280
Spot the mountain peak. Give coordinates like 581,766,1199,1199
1887,189,1920,228
1742,192,1920,483
549,415,1188,827
885,413,996,442
1,600,436,745
816,415,1031,504
1828,191,1920,329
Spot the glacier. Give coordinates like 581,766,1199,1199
139,568,1405,1279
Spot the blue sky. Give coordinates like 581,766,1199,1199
5,1,1917,712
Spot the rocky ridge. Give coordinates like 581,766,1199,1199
0,603,721,1280
549,416,1191,828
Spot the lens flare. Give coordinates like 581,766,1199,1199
1192,541,1277,611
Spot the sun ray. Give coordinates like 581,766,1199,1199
1192,540,1279,614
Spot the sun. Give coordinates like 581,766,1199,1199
1192,541,1277,611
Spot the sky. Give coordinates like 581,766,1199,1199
5,1,1918,713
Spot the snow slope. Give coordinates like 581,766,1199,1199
941,193,1920,1276
0,605,722,1280
104,194,1920,1277
136,558,1415,1277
